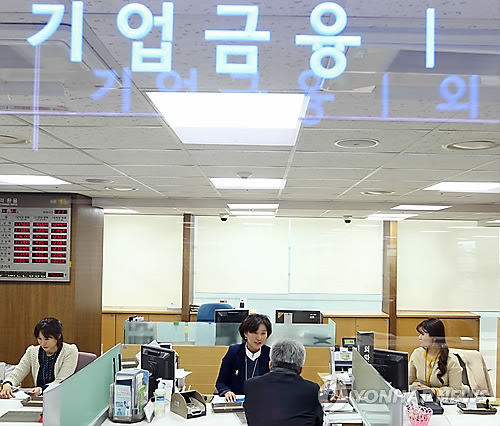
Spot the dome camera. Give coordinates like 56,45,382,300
220,213,229,222
343,215,352,224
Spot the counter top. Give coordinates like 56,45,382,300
397,311,480,318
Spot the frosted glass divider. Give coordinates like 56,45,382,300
350,349,403,426
126,320,335,347
43,344,121,426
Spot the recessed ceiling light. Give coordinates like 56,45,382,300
105,187,139,192
230,210,276,216
210,178,286,190
227,204,279,209
366,213,418,221
334,138,379,149
423,182,500,193
146,92,308,146
103,209,138,214
0,175,69,185
0,135,28,145
361,190,395,195
443,140,500,151
86,178,115,184
391,204,451,211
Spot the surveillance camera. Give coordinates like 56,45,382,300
220,213,229,222
343,215,352,224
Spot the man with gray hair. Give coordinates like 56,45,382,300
243,339,323,425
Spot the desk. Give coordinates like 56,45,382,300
326,403,500,426
102,407,243,425
0,399,42,426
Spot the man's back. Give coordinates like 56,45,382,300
244,368,323,426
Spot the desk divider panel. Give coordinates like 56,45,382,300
44,345,121,426
350,349,404,426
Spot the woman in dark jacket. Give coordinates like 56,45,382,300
216,314,272,402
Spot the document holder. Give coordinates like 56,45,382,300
171,390,206,419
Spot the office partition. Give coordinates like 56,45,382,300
350,349,404,426
43,345,121,426
124,320,336,347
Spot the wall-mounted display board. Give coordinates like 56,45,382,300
0,194,71,282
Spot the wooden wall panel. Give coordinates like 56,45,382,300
382,221,398,349
71,195,103,356
101,313,116,354
181,214,194,322
0,194,103,371
395,314,480,355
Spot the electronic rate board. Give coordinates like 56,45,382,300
0,194,71,282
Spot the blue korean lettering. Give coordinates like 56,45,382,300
436,75,479,119
296,2,361,79
426,8,435,69
381,73,389,117
205,5,270,74
156,69,198,92
116,2,174,73
91,68,131,112
297,69,334,126
28,2,84,62
220,73,262,93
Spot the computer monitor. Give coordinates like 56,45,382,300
214,309,249,345
214,309,249,323
373,348,409,392
275,309,323,324
141,344,175,399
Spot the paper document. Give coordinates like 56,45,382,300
212,395,245,404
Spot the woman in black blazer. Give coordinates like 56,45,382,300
216,314,272,402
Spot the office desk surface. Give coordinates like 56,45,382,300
0,399,42,426
101,408,243,425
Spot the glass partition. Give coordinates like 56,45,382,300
124,320,335,347
43,344,121,426
350,349,404,426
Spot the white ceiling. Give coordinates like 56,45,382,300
0,0,499,221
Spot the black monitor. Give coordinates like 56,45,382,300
141,344,175,399
214,309,249,323
373,348,409,392
275,309,323,324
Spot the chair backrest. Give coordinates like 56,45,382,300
449,348,493,396
75,352,97,373
196,303,233,322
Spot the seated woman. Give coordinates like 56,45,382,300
408,317,463,397
0,317,78,399
216,314,272,402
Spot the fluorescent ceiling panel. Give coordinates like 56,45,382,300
423,182,500,193
0,175,69,185
211,178,286,190
230,210,276,216
227,203,279,209
366,213,418,221
146,92,308,146
391,204,451,211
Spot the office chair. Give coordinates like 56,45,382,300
450,348,493,397
196,303,233,322
75,352,97,373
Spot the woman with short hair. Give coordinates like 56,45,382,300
216,314,272,402
0,317,78,398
